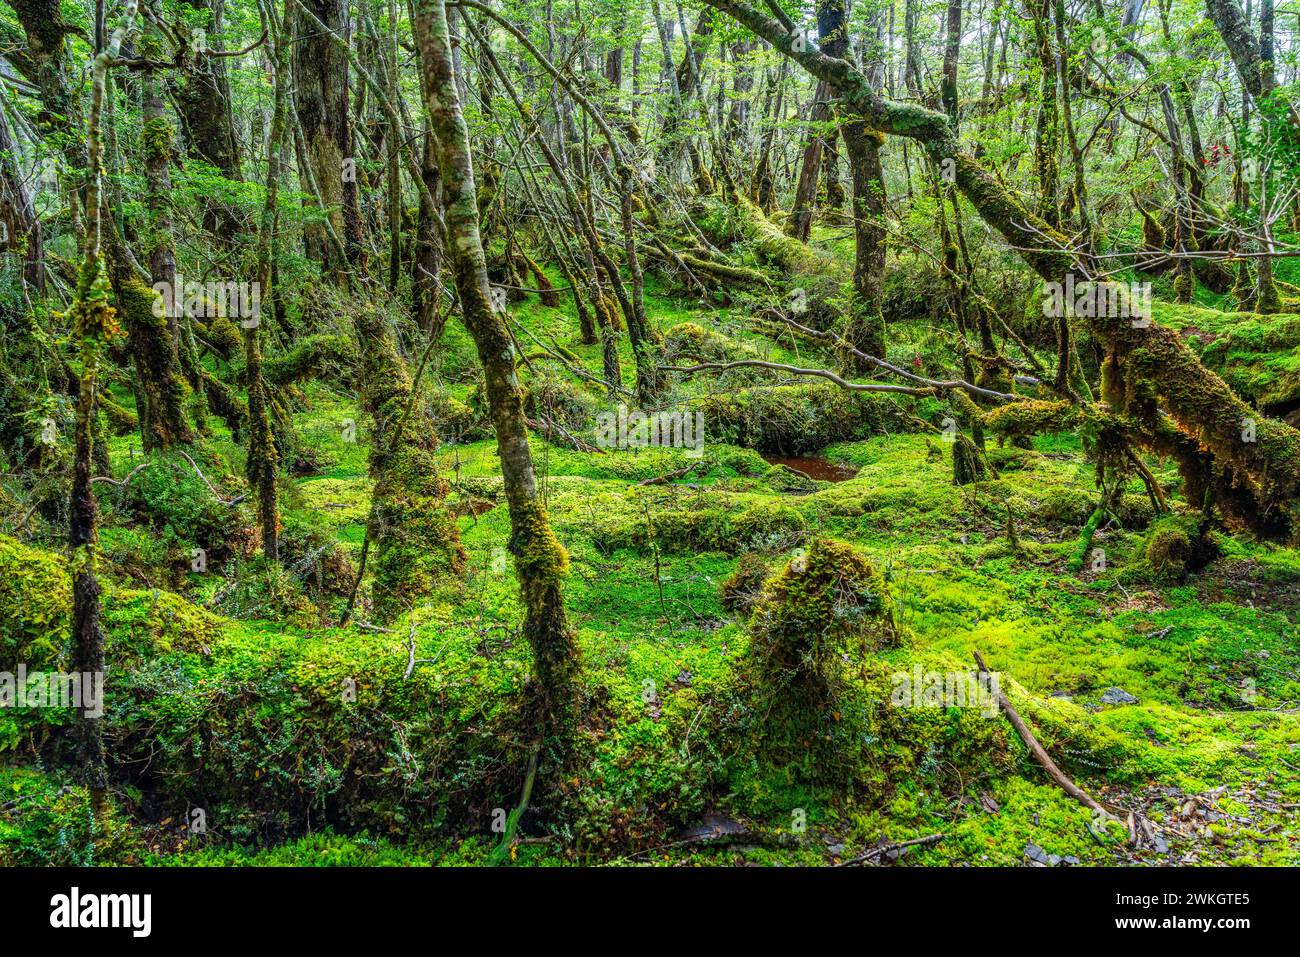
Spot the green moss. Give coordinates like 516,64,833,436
581,484,807,555
1137,513,1218,583
719,552,770,616
199,315,243,359
664,321,754,362
263,334,358,388
984,400,1078,439
0,533,217,672
697,383,911,454
749,537,901,667
0,768,143,866
152,829,430,866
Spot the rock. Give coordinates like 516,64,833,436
1025,842,1051,865
676,812,749,845
1101,687,1139,705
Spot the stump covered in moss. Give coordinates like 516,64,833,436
952,434,988,486
747,539,897,703
354,305,466,621
1143,512,1217,582
740,537,900,784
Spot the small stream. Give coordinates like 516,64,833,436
760,453,858,482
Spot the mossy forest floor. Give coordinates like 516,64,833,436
4,263,1300,867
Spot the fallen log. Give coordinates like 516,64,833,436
973,650,1108,816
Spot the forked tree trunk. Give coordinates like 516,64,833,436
787,81,828,242
291,0,363,272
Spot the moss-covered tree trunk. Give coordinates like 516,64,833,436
247,2,290,560
819,0,887,362
354,304,465,620
291,0,363,272
414,0,580,729
68,0,141,836
175,0,244,181
1029,0,1060,228
130,50,194,453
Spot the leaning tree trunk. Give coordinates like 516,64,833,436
0,102,43,291
413,0,580,731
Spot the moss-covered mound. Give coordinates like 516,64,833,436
1140,512,1219,582
748,538,901,681
719,537,1021,801
664,321,754,362
696,383,912,454
0,535,529,841
583,485,807,555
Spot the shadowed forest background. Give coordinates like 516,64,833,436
1,0,1299,867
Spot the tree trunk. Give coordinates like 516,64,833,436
0,101,43,291
1030,0,1060,227
291,0,363,272
819,0,886,361
413,0,579,730
132,48,194,453
413,129,446,337
248,1,290,560
68,0,142,839
175,0,244,180
787,81,828,241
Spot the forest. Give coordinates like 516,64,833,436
0,0,1298,873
